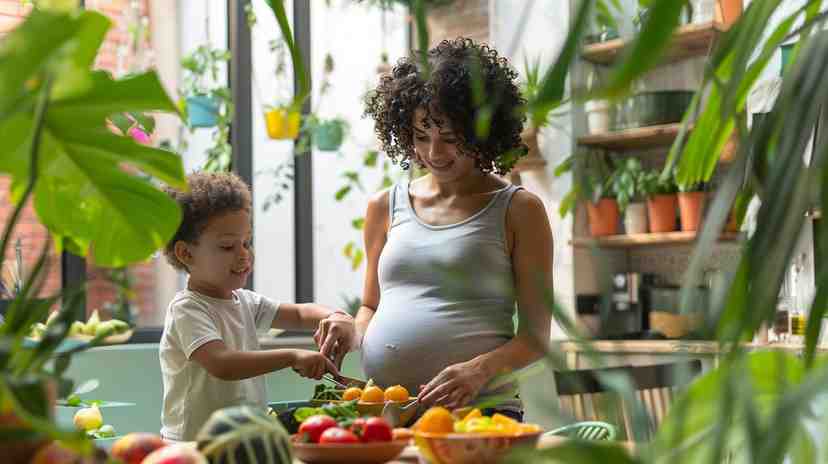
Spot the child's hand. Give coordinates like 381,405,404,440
290,349,339,380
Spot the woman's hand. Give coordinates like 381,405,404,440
417,360,492,410
314,311,356,368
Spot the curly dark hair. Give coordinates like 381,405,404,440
364,37,527,175
163,172,251,271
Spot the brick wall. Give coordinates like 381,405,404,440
427,0,489,46
0,0,157,322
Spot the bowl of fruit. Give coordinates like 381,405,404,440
413,407,543,464
307,382,419,426
291,414,411,464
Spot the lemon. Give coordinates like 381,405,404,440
73,405,103,431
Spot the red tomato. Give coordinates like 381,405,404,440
319,427,360,444
298,415,337,443
361,417,393,442
349,417,367,436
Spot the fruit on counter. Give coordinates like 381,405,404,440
141,443,207,464
413,407,455,434
111,433,167,464
73,405,103,431
392,427,414,440
298,415,338,443
93,424,116,438
361,417,393,442
29,310,130,339
30,442,80,464
450,408,542,435
341,387,363,401
318,427,360,444
360,385,385,403
197,405,292,464
383,385,409,402
84,309,101,335
94,318,130,337
69,320,86,337
31,441,109,464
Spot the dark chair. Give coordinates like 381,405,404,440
554,360,703,440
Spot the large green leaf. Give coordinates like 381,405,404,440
0,12,185,267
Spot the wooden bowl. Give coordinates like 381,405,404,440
291,436,409,464
414,431,542,464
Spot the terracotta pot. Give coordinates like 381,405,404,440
678,191,707,232
586,198,620,237
624,202,648,234
725,208,740,233
716,0,743,28
647,194,678,233
721,132,738,163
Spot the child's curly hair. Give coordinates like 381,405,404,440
364,37,527,175
163,172,251,271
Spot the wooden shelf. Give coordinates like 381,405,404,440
570,231,742,249
582,21,726,65
577,123,686,150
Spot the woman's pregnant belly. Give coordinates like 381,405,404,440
361,296,514,395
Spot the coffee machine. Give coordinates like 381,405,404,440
576,272,658,338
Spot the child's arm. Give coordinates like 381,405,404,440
274,303,356,367
190,340,338,381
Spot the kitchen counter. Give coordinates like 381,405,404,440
552,339,824,354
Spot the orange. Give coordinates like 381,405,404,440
342,387,363,401
414,407,455,434
360,386,385,403
384,385,409,402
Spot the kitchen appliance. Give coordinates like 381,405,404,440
575,273,659,338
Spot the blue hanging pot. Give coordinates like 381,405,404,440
314,120,345,151
186,95,219,128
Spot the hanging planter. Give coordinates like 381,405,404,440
186,95,220,128
314,118,347,151
265,107,301,140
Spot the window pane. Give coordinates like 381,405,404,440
310,1,408,312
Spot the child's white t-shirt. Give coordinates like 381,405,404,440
159,288,279,441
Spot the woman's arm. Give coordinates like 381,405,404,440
354,189,391,346
418,190,553,408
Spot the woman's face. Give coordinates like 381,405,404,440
412,107,478,182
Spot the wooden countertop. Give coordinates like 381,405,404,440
551,339,821,354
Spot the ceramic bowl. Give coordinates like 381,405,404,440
291,436,410,464
414,431,542,464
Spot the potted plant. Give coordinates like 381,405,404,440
641,169,679,233
584,68,613,135
610,158,649,234
313,117,348,152
0,7,187,461
584,0,620,44
677,180,708,232
556,149,619,236
180,45,231,129
514,57,548,172
265,105,302,140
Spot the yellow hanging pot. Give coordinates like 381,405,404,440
265,107,301,140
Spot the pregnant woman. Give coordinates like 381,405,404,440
357,37,553,419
